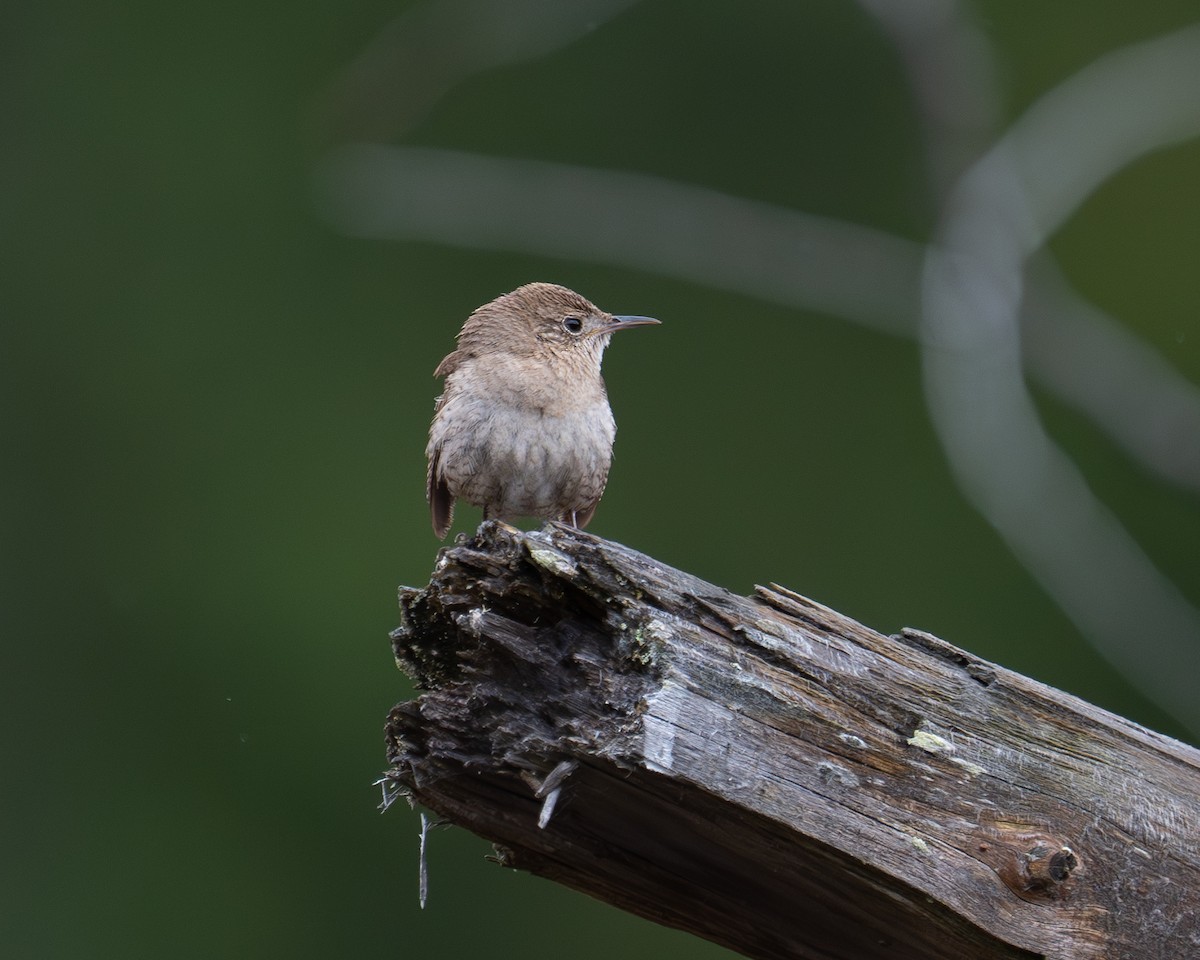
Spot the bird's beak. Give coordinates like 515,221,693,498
589,315,661,337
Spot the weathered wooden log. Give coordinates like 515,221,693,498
383,521,1200,960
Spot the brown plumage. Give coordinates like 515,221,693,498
426,282,659,539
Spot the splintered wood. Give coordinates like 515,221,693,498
384,522,1200,960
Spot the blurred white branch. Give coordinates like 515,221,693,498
315,1,1200,731
855,0,1000,196
316,0,642,141
921,23,1200,733
1022,260,1200,491
862,0,1200,491
315,143,1200,496
315,145,922,334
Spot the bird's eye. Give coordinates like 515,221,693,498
562,316,584,335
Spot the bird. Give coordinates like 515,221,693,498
425,282,659,539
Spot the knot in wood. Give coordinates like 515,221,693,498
1026,843,1078,885
1004,838,1080,899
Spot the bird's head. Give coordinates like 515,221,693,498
449,282,659,375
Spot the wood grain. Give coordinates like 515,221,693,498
385,522,1200,960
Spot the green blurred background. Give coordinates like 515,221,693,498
5,1,1198,957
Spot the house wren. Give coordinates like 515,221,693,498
426,282,659,539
